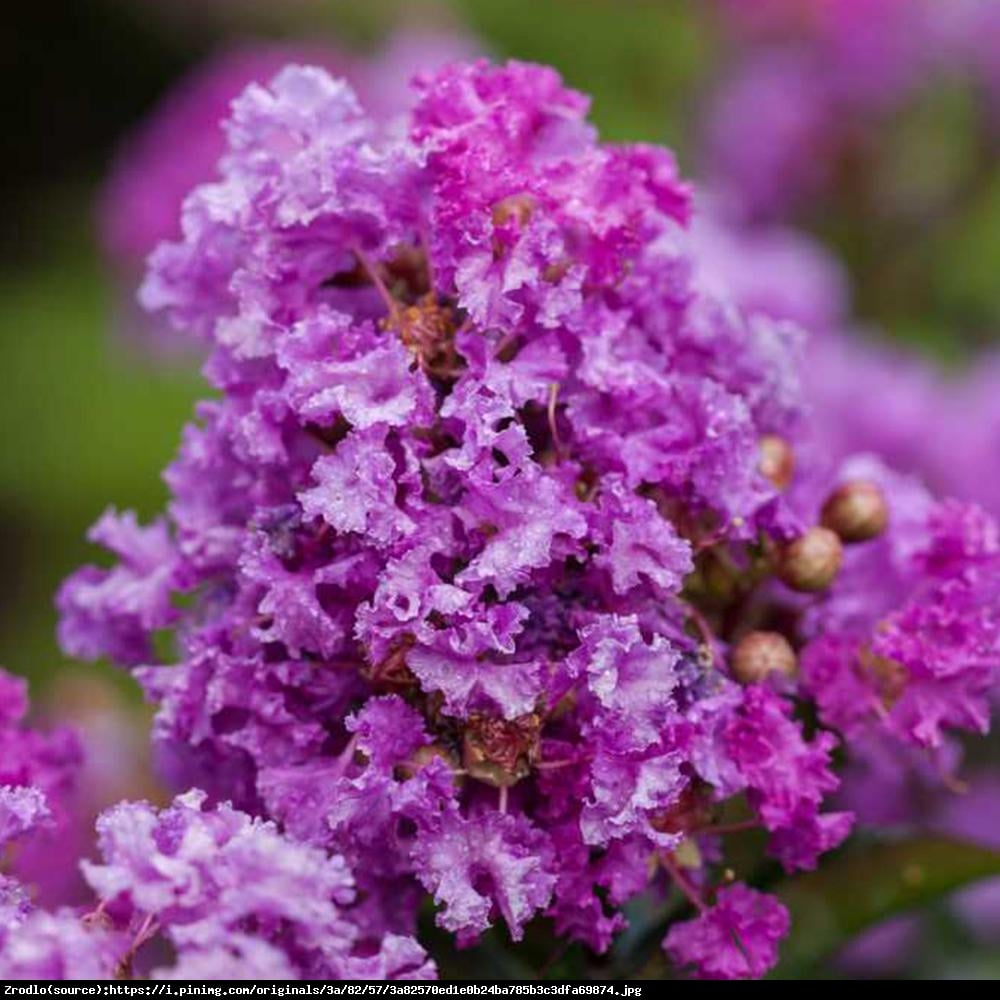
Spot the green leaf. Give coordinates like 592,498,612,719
772,836,1000,977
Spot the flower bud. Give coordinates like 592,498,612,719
821,479,889,543
730,631,797,684
776,526,843,592
758,434,795,490
462,713,541,788
491,193,535,228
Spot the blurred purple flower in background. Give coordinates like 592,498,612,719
700,0,1000,500
705,0,1000,223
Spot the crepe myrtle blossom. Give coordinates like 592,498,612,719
100,29,479,270
0,669,81,896
695,210,1000,748
99,43,355,272
53,59,1000,979
98,29,479,354
0,671,430,980
694,183,1000,975
664,883,789,980
0,787,434,981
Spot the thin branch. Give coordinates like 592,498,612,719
353,246,396,315
696,819,761,837
660,851,707,914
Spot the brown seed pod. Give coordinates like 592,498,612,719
491,192,535,228
462,713,541,788
821,479,889,543
730,631,797,684
758,434,795,490
776,526,843,592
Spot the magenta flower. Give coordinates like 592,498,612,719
0,790,434,980
0,669,81,887
664,883,790,980
46,57,1000,979
100,29,479,272
99,44,356,270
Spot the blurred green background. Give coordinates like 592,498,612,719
3,0,999,979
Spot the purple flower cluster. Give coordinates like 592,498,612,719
798,461,1000,749
0,787,433,980
0,670,81,897
98,30,479,356
100,30,479,272
0,669,430,980
99,43,353,272
663,884,788,979
42,58,1000,980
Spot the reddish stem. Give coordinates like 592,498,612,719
334,732,360,778
682,601,721,670
353,246,396,314
697,819,761,837
660,851,707,914
535,755,591,772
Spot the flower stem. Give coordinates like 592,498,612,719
660,851,707,914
